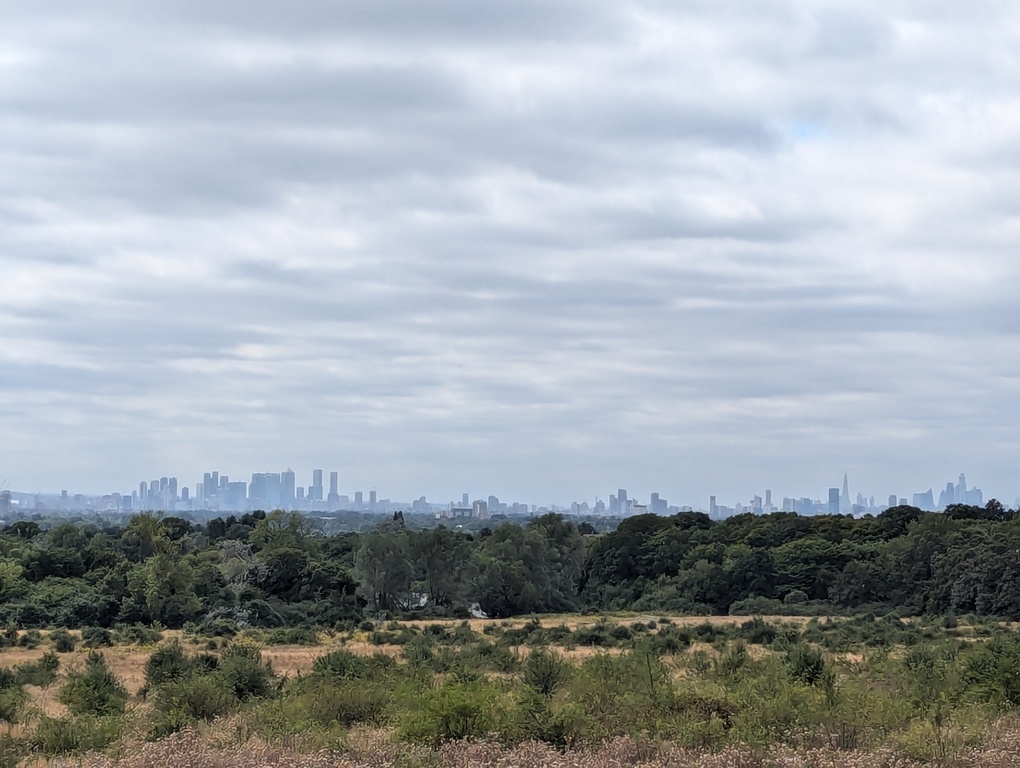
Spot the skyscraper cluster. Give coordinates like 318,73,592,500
130,468,362,513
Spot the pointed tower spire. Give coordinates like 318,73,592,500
841,473,850,511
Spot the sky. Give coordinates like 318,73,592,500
2,1,1020,508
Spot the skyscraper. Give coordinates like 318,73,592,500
828,488,840,514
310,469,324,502
328,472,340,507
841,473,850,513
281,469,296,509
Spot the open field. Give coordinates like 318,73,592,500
2,613,1020,766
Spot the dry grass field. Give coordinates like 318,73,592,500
5,614,1018,767
0,614,884,725
41,725,1020,768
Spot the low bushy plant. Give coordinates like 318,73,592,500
27,715,123,756
522,648,571,698
313,648,366,680
144,640,192,690
49,628,75,653
399,679,505,746
58,651,128,717
114,623,164,645
81,626,113,648
150,674,237,737
217,639,277,701
15,651,60,687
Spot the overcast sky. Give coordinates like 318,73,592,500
3,1,1020,508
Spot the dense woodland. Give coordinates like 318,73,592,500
0,500,1018,629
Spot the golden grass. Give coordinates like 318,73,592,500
38,725,1020,768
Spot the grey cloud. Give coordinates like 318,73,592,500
2,1,1020,505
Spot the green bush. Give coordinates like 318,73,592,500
49,629,75,653
81,627,113,648
27,715,123,756
17,630,42,649
739,618,779,645
652,625,692,654
58,651,128,716
150,674,237,737
15,652,60,687
302,679,390,727
0,734,20,768
399,679,504,746
0,686,27,727
312,648,366,680
786,644,828,686
114,623,164,645
522,647,571,696
217,639,276,701
145,640,193,690
961,635,1020,707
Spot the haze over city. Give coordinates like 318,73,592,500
3,2,1020,505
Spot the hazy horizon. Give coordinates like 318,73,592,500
3,3,1020,506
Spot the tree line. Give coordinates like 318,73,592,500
0,500,1017,628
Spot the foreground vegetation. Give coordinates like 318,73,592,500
1,615,1020,764
3,503,1020,763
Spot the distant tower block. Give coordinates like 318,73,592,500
328,472,340,507
828,488,840,514
310,469,324,502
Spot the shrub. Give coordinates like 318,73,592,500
716,642,749,678
522,648,571,696
151,674,237,737
0,686,27,727
217,639,276,701
399,680,504,746
49,629,75,653
652,625,692,654
610,624,633,641
27,715,123,756
59,652,128,717
739,618,779,645
313,648,366,680
15,652,60,687
0,628,16,649
145,640,192,690
17,630,42,649
786,644,828,686
961,635,1020,707
114,623,164,645
81,627,113,648
303,680,390,727
575,622,615,648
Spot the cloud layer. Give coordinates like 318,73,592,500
3,1,1020,506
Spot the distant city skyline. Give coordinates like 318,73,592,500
0,467,995,519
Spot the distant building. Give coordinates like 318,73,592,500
309,470,323,502
281,470,296,509
328,472,340,507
